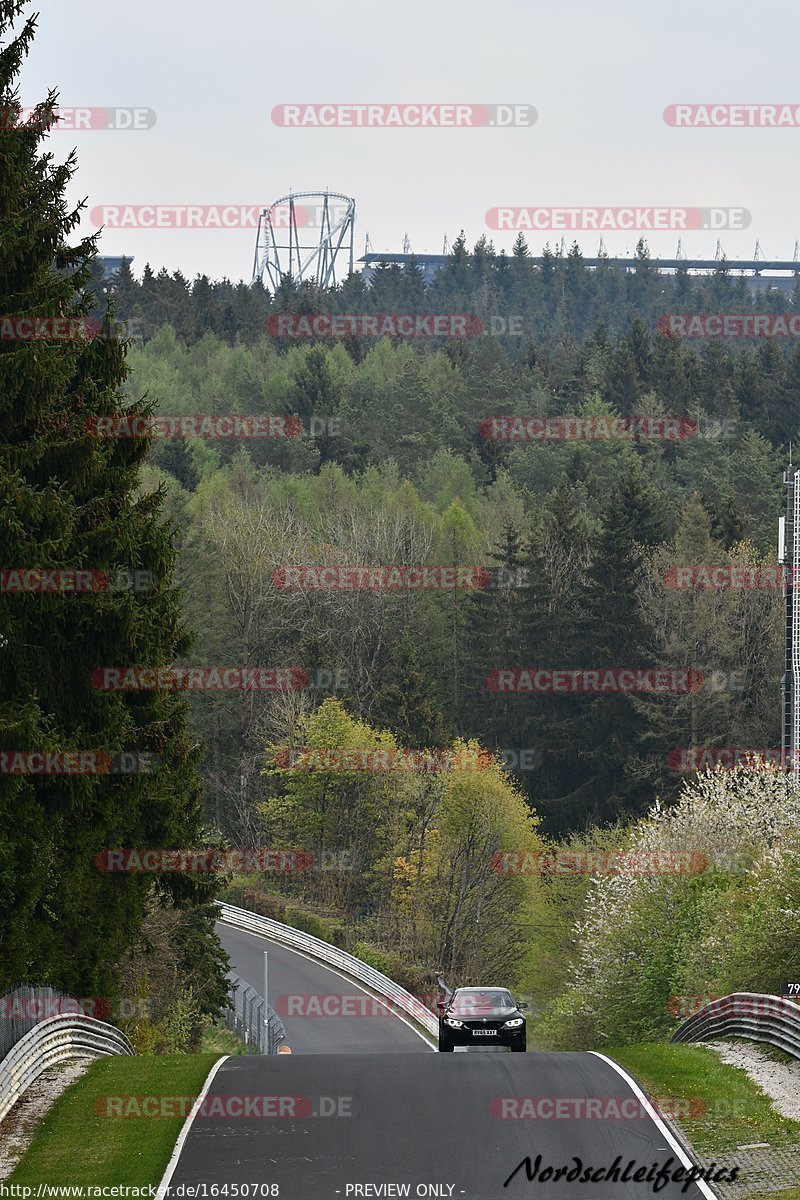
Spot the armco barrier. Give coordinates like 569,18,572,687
0,1013,134,1123
0,984,94,1061
216,902,439,1039
671,992,800,1060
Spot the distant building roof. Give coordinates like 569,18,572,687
359,252,800,276
98,256,134,280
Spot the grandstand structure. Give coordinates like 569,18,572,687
359,249,800,292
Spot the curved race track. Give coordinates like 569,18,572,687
162,921,719,1200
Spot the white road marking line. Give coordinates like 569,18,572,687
589,1051,721,1200
157,1055,230,1193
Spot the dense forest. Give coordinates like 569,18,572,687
85,246,800,1043
96,248,790,846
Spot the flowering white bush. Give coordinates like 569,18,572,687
547,766,800,1048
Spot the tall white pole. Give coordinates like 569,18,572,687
263,950,269,1052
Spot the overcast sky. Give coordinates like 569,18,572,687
16,0,800,283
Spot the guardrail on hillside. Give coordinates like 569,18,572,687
0,1013,134,1124
224,970,286,1054
671,993,800,1060
216,902,439,1039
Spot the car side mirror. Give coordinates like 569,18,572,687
518,1002,528,1010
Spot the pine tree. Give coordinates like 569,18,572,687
371,629,447,749
0,0,224,997
462,522,529,750
554,459,666,825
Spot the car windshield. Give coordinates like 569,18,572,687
450,989,515,1014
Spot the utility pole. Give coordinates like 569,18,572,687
263,950,269,1053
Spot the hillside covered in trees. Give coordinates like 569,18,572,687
90,246,800,1038
102,248,791,841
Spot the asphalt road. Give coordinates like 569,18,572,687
168,1050,717,1200
217,921,431,1053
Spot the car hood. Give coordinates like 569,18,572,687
447,1005,520,1019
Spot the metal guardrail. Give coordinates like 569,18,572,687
0,1013,134,1124
671,993,800,1060
0,984,104,1061
224,970,286,1054
216,902,439,1039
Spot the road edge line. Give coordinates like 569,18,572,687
589,1051,721,1200
157,1054,230,1193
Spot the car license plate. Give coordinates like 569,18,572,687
473,1029,496,1036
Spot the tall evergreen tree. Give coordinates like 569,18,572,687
554,459,667,825
0,0,224,998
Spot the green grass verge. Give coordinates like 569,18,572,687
10,1053,219,1187
199,1021,247,1056
608,1043,800,1156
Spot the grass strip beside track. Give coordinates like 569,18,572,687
10,1054,219,1188
609,1043,800,1156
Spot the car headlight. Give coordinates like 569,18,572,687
504,1017,525,1028
444,1018,464,1028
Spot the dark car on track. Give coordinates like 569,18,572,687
437,987,527,1052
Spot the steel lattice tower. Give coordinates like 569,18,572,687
252,192,355,290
